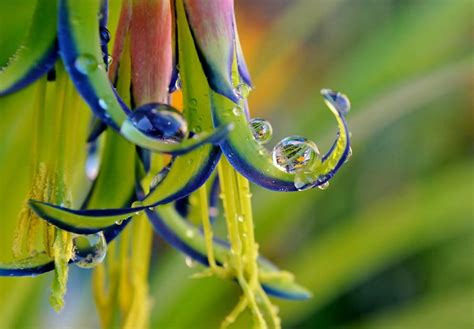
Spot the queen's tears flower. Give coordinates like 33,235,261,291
0,0,351,327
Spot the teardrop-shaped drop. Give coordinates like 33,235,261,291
73,232,107,268
321,89,351,115
249,118,273,145
128,103,188,143
272,136,320,173
74,54,98,75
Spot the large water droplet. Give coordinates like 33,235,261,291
272,136,320,173
74,54,99,75
249,118,273,145
73,232,107,268
321,89,351,115
128,103,188,143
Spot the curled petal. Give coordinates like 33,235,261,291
58,0,129,129
0,219,130,277
120,119,232,155
182,0,239,102
0,0,58,96
29,145,222,233
211,89,351,191
146,204,312,300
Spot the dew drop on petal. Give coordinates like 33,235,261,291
236,83,251,99
186,229,195,239
322,89,351,115
98,99,108,110
185,256,195,268
236,215,244,223
115,219,124,225
249,118,273,145
232,107,241,116
128,103,188,143
318,181,330,190
272,136,320,173
73,232,107,268
345,147,353,163
74,54,98,75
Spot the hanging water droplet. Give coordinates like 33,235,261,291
321,89,351,115
318,181,330,190
249,118,273,145
272,136,320,173
185,256,195,268
128,103,188,143
115,219,124,225
73,232,107,268
74,54,98,75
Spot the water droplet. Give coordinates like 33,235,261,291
232,107,241,116
237,215,244,223
128,103,188,143
115,219,123,225
186,229,195,239
236,83,251,99
185,256,195,268
73,232,107,268
74,54,98,75
100,27,111,45
272,136,320,173
345,147,352,163
318,181,330,190
85,143,100,180
189,98,197,107
249,118,273,145
131,201,143,208
106,55,113,65
98,99,108,110
148,207,154,211
321,89,351,115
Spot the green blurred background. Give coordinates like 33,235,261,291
0,0,472,328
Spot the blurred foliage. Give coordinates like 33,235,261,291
0,0,473,328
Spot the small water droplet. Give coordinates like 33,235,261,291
237,215,244,223
232,107,241,116
189,98,197,107
186,229,195,239
272,136,320,173
106,55,113,65
115,219,123,225
131,201,142,208
74,54,99,75
73,232,107,268
98,99,108,110
148,207,154,211
235,83,251,99
321,89,351,115
185,256,195,268
100,27,111,45
318,181,330,190
128,103,188,143
249,118,273,145
345,147,352,163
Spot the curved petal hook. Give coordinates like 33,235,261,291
211,88,351,191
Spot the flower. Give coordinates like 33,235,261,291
0,0,351,327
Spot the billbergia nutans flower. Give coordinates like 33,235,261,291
0,0,351,328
